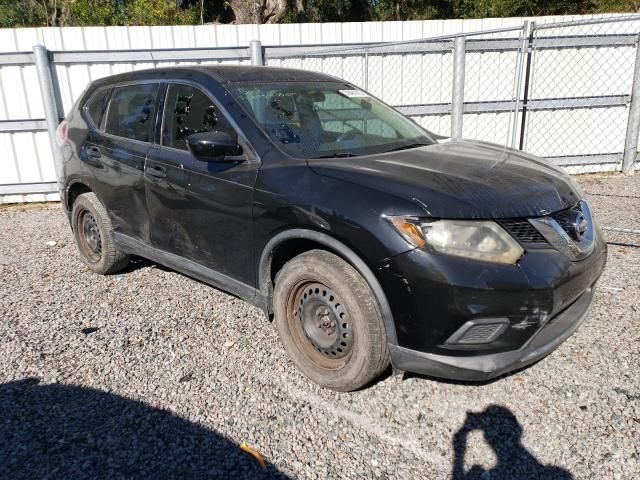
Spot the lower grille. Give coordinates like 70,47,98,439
445,318,509,346
458,324,504,344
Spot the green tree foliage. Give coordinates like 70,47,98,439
301,0,371,22
369,0,451,21
1,0,199,27
72,0,199,26
455,0,597,18
368,0,639,21
1,0,638,27
0,0,49,27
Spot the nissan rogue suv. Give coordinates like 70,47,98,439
58,66,607,391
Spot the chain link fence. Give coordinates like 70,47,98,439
265,16,640,175
524,17,640,174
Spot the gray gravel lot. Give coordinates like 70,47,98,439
0,173,639,479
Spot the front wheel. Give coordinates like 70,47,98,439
273,249,389,391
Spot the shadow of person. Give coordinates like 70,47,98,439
452,405,573,480
0,379,290,479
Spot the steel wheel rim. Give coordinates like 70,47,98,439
287,281,353,370
77,209,102,263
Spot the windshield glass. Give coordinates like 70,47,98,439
227,82,436,158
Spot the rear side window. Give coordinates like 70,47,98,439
104,83,160,142
162,83,237,151
84,87,111,129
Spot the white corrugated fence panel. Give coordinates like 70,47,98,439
1,14,640,202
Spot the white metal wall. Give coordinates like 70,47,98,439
0,13,633,204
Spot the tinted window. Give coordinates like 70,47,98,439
104,83,159,142
162,84,237,151
85,87,111,129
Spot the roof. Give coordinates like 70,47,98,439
202,65,340,83
89,65,342,89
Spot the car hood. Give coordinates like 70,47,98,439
308,139,582,219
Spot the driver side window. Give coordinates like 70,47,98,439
162,84,237,151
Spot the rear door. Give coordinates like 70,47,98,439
82,82,161,242
145,82,259,286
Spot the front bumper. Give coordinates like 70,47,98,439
377,223,607,381
389,286,593,381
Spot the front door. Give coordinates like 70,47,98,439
145,82,259,286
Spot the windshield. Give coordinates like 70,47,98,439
227,82,436,158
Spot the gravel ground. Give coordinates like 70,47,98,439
0,173,638,479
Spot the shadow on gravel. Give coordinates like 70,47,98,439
118,256,155,274
452,405,573,480
0,379,290,480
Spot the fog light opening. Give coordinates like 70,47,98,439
445,318,510,346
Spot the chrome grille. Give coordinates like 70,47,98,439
499,219,547,245
501,202,590,250
528,200,596,261
551,209,576,234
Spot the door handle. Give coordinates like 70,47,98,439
147,165,167,178
86,146,101,159
82,145,103,168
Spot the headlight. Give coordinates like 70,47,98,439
388,217,524,264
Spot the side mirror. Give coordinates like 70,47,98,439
186,131,243,162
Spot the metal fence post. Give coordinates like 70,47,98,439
518,22,535,151
510,21,530,148
33,45,64,188
249,40,264,66
451,37,465,140
364,49,369,91
622,35,640,174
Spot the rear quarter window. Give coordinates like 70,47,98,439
84,87,111,129
104,83,160,143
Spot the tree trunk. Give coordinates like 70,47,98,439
227,0,257,24
394,0,402,21
59,0,70,27
50,0,57,27
262,0,288,23
228,0,288,24
39,0,49,26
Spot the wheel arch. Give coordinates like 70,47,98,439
65,180,93,213
258,229,398,347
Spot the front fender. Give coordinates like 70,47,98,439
258,228,399,347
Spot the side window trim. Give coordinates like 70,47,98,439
97,90,111,131
82,86,112,132
154,82,169,146
100,88,114,133
158,82,172,149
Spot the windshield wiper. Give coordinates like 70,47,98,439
384,142,432,153
312,152,359,158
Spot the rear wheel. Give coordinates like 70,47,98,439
71,192,129,274
273,249,389,391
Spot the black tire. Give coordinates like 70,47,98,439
71,192,129,274
273,249,390,391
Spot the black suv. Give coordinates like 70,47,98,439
58,66,606,391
